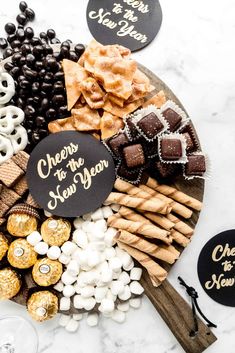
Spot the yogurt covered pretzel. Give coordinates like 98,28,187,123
0,70,15,105
0,134,14,164
8,125,28,154
0,106,24,135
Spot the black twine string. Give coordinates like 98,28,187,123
178,276,217,338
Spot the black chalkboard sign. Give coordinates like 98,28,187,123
86,0,163,52
198,230,235,307
26,132,116,218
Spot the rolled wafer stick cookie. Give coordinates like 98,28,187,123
116,230,178,264
146,177,202,211
139,210,174,231
167,213,194,238
114,179,172,213
108,215,171,244
105,192,170,214
161,244,180,258
118,206,152,225
139,184,193,219
170,230,190,248
117,241,167,287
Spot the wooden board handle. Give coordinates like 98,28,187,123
141,271,217,353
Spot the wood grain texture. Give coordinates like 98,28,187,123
0,49,216,352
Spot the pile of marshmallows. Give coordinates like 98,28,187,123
26,204,144,333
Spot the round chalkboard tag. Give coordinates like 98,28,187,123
86,0,163,52
198,230,235,307
26,132,116,218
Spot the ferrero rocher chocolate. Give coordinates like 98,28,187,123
27,291,58,322
7,204,39,237
7,239,37,269
32,258,63,286
41,218,71,246
0,268,21,300
0,233,9,261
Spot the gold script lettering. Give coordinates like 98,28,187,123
205,273,235,290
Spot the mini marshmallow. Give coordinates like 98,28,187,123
91,208,103,221
73,229,88,249
104,228,117,247
76,272,87,288
74,295,84,309
74,283,81,294
112,269,122,280
67,260,80,277
94,286,108,302
72,248,82,262
73,313,83,321
59,314,70,327
99,298,114,313
83,212,92,221
60,297,71,311
130,267,143,281
61,241,77,256
61,271,77,285
83,269,100,285
123,259,134,272
117,301,130,312
101,268,113,283
83,297,96,311
63,285,76,298
110,204,121,212
106,289,117,302
65,318,79,333
97,260,109,273
44,210,52,218
27,231,42,246
101,206,113,219
73,217,83,229
87,250,101,268
34,241,49,255
87,312,99,327
59,253,70,265
80,285,95,298
109,257,122,272
89,241,106,252
76,251,88,267
104,247,116,260
110,280,125,296
81,221,91,232
53,281,64,292
129,297,142,309
95,219,107,232
129,281,144,295
111,309,126,323
119,272,130,285
47,246,61,260
118,285,131,301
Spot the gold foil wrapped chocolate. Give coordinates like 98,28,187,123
0,233,9,261
27,291,58,322
7,204,39,237
0,268,21,300
7,239,37,269
41,218,71,246
32,258,63,286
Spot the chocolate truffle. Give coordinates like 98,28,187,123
183,132,195,152
27,291,58,322
108,133,129,157
162,108,182,132
0,233,9,261
41,218,71,246
0,268,21,300
123,144,145,168
7,204,39,237
32,258,63,287
7,239,37,269
161,138,183,161
137,112,164,139
185,155,206,176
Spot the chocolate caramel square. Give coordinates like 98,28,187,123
161,138,182,160
137,112,164,139
123,144,145,168
185,155,206,176
108,132,129,157
162,108,182,132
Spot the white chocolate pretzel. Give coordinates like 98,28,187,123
0,134,14,164
0,71,15,105
8,125,28,153
0,106,24,134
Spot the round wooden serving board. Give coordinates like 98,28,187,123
1,50,216,353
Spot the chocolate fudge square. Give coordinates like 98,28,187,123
137,112,164,139
123,144,145,168
108,132,129,157
162,108,182,132
161,138,182,161
185,155,206,176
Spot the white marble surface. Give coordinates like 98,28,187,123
0,0,235,352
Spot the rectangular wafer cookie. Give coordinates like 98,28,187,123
0,159,24,187
11,151,29,172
